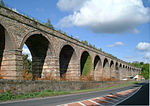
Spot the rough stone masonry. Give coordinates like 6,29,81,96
0,6,141,81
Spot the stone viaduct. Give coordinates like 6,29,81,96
0,6,141,81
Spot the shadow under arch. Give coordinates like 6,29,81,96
59,45,77,78
110,60,115,78
0,24,15,75
20,32,53,80
94,55,102,70
93,55,102,80
103,58,110,78
115,62,120,79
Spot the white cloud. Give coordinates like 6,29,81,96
144,52,150,59
136,42,150,51
58,0,150,34
22,46,32,60
107,42,124,48
57,0,88,11
136,42,150,61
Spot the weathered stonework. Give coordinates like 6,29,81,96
0,6,141,81
0,79,132,95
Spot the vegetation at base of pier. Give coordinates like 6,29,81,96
130,61,149,80
0,81,141,102
22,54,32,80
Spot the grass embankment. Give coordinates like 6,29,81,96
0,81,141,102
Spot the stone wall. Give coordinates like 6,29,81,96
0,80,130,95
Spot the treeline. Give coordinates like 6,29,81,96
130,61,149,80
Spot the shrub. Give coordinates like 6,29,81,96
80,75,93,81
36,72,54,80
21,69,32,80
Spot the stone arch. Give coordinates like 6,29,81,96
0,24,17,79
80,51,92,76
122,64,125,79
123,65,125,68
94,55,102,70
93,55,102,80
115,62,119,69
103,58,110,79
59,44,77,79
119,63,123,80
115,62,120,79
20,31,54,80
119,63,122,68
125,65,128,78
20,30,55,54
110,60,115,78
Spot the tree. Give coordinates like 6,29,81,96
45,18,54,29
81,40,88,45
23,54,32,73
22,54,32,80
0,0,5,7
131,62,149,80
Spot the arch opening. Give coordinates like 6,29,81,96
22,44,32,79
103,58,110,79
93,55,102,80
110,61,114,69
119,64,122,68
119,63,123,80
80,51,92,76
22,34,51,80
59,45,76,78
94,55,101,70
115,62,120,79
0,24,15,78
0,25,5,72
110,61,115,78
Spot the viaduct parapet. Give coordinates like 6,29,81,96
0,6,141,80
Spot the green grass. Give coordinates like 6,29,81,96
82,55,92,76
0,81,141,102
0,90,71,101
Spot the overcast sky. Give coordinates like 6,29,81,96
5,0,150,63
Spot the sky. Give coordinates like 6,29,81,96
4,0,150,63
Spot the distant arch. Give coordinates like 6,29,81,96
93,55,102,80
103,58,109,68
94,55,102,70
103,58,110,79
110,60,115,78
119,63,122,68
115,62,120,79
